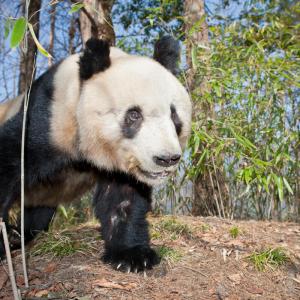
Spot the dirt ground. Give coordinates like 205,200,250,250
1,216,300,300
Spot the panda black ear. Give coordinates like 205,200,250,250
153,36,180,76
79,38,111,80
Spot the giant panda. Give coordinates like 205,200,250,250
0,36,191,272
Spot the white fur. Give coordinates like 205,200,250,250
51,48,192,185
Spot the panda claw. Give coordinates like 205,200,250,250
127,266,131,273
134,268,138,273
117,263,122,270
144,271,147,278
144,260,147,267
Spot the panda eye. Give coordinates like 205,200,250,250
170,104,182,136
125,108,143,125
128,110,141,122
123,106,143,138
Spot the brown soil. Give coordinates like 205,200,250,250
1,216,299,300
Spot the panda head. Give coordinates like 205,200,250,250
77,37,192,185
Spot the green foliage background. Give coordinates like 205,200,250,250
2,0,300,221
187,0,299,220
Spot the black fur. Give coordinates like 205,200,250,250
154,36,180,76
0,63,68,218
0,62,73,259
122,106,143,139
93,171,160,272
0,207,56,258
171,104,182,136
79,38,111,80
20,206,57,243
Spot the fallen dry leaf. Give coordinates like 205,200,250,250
16,275,25,286
34,289,49,297
49,282,65,292
0,268,8,289
44,262,57,273
246,286,264,295
30,277,42,286
92,278,137,291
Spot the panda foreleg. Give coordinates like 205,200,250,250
0,183,20,259
93,174,160,272
0,206,56,259
17,206,57,243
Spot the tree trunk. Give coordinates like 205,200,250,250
184,0,229,217
48,3,56,66
18,0,41,94
69,16,76,54
79,0,115,45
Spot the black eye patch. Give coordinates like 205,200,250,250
171,104,182,136
122,106,143,139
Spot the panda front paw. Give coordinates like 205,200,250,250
102,245,160,273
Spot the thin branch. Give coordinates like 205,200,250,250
0,220,21,300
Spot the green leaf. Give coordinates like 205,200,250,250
193,135,200,155
273,175,283,202
68,3,85,14
244,168,252,185
283,177,293,195
28,23,52,58
4,18,13,39
197,149,208,166
214,84,221,97
262,177,270,193
10,17,27,48
188,14,206,36
58,205,68,219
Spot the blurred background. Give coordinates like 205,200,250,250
0,0,299,222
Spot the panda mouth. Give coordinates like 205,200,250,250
139,168,171,179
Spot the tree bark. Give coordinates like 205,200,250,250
48,3,56,66
79,0,115,45
18,0,41,94
184,0,228,217
69,16,76,54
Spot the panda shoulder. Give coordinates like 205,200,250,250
109,47,129,60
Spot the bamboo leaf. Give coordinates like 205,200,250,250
10,17,26,48
188,14,206,36
68,3,85,14
28,23,52,58
273,175,283,202
193,135,200,155
283,177,293,195
58,205,68,219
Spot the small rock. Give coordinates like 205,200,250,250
228,273,242,284
216,284,229,299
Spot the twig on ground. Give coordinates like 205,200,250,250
179,265,208,277
0,220,21,300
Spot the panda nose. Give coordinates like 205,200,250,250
153,154,181,167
